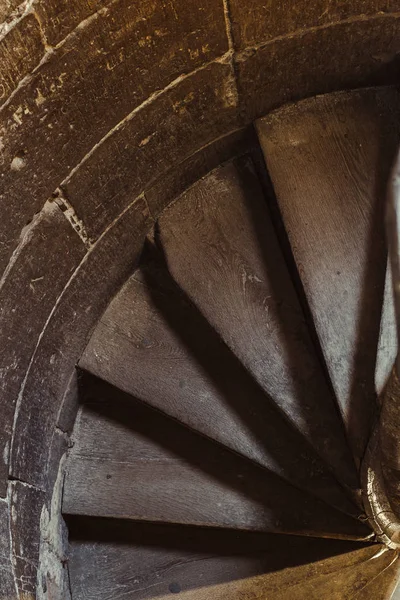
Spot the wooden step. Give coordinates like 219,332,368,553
79,248,361,517
80,246,366,517
62,383,370,540
67,519,391,600
256,87,400,463
153,156,357,490
351,554,400,600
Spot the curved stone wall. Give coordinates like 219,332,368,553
1,1,400,597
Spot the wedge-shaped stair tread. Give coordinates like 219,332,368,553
257,87,400,461
351,555,400,600
80,246,359,517
63,386,370,539
153,156,356,490
67,520,392,600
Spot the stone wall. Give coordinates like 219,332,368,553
1,0,400,596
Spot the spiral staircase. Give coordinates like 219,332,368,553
57,87,400,599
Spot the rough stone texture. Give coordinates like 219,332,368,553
34,0,228,49
0,0,21,25
34,0,104,46
0,202,85,498
0,0,228,273
36,453,71,600
9,481,45,597
9,195,152,488
1,2,400,597
63,60,240,239
145,126,256,218
0,497,17,598
0,14,45,105
56,370,80,435
236,15,400,122
229,0,400,49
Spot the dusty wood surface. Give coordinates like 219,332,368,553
1,1,400,597
79,267,360,517
156,157,357,492
63,381,369,538
67,520,392,600
257,88,400,464
79,159,362,517
351,555,400,600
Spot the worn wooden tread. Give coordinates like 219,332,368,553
63,384,370,540
79,259,362,517
67,519,393,600
156,156,358,489
256,87,400,463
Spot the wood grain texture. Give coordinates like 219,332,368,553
257,88,400,462
67,520,386,600
63,386,369,539
351,555,400,600
79,253,361,517
155,157,357,493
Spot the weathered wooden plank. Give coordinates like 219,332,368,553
67,520,384,600
352,555,400,599
9,196,152,489
393,578,400,600
154,157,357,493
79,259,361,517
257,88,400,462
63,388,369,539
229,0,400,50
0,202,85,497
